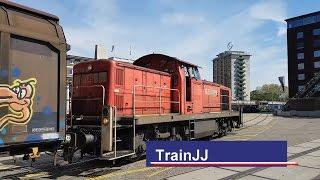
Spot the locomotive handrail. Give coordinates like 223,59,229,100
72,85,105,105
134,100,180,103
133,85,181,116
113,106,117,158
72,98,103,100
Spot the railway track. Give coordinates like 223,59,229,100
0,114,273,179
241,113,271,129
160,113,275,180
243,113,263,123
0,152,135,179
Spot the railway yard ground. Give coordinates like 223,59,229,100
0,113,320,180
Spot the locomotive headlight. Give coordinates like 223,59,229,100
102,106,110,125
87,65,92,71
102,118,109,125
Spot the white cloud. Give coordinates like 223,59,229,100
190,4,288,89
249,0,286,23
277,26,287,37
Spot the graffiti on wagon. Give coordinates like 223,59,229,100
0,78,37,130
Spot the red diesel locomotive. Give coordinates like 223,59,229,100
0,1,240,164
64,54,241,162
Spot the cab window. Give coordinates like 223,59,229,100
98,72,107,83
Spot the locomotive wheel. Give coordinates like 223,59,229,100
67,149,73,164
129,133,146,162
218,127,227,137
226,121,231,132
169,133,182,141
233,120,238,129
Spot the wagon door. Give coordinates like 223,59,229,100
6,36,59,140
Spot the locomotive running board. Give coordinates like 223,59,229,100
100,150,135,161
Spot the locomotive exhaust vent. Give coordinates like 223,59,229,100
95,44,107,59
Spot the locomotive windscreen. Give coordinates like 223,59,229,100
72,72,107,117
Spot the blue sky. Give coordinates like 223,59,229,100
13,0,320,90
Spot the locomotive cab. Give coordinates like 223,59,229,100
134,54,225,114
134,54,203,114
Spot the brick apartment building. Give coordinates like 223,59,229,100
286,11,320,98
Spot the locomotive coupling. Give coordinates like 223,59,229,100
22,147,40,162
64,131,95,148
64,132,77,147
29,147,40,159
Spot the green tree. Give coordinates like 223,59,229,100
250,84,288,101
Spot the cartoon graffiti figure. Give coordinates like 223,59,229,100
0,78,37,130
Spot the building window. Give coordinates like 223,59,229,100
296,32,304,39
313,28,320,35
298,63,304,70
288,15,320,29
315,61,320,68
314,40,320,48
314,50,320,57
297,52,304,59
314,84,320,92
304,16,316,25
298,73,305,80
296,42,304,50
67,66,73,78
298,85,305,92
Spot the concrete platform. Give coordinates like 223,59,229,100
168,167,236,180
275,109,320,118
168,138,320,180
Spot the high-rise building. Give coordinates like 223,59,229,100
213,51,251,101
285,12,320,98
